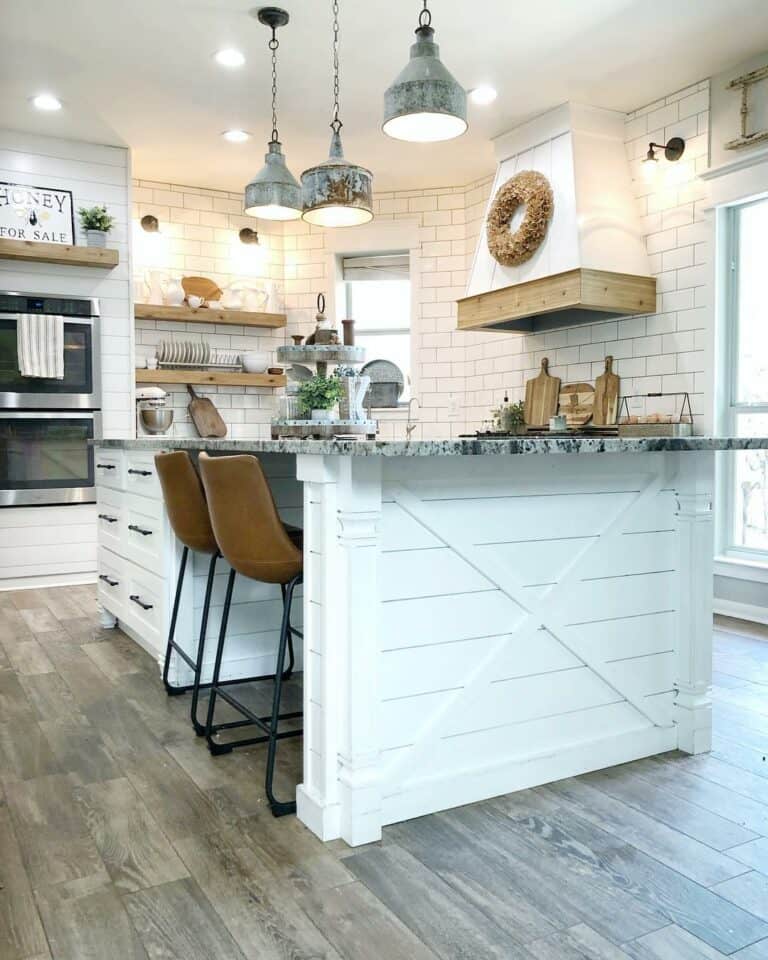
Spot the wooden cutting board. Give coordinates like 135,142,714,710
592,355,620,426
559,382,595,427
187,385,227,438
182,276,223,303
524,358,561,427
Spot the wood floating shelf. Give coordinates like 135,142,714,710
0,238,119,268
457,268,657,335
134,303,286,329
136,369,286,388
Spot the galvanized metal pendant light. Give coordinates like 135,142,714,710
383,0,467,142
244,7,302,221
301,0,373,227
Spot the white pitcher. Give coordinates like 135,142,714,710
340,375,371,422
144,269,167,305
164,277,185,306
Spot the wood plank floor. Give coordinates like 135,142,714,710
1,588,768,959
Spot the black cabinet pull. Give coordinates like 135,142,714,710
127,468,152,477
129,594,153,611
128,524,153,536
96,462,115,470
99,574,119,587
98,513,118,523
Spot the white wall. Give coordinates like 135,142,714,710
131,180,286,438
0,129,132,587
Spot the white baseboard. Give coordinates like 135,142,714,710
713,598,768,626
0,572,97,591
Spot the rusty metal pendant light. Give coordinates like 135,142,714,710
244,7,302,221
301,0,373,227
383,0,467,142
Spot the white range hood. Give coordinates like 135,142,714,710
458,102,656,334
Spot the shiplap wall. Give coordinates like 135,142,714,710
377,453,681,825
0,130,132,587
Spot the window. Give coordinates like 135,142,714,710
722,196,768,558
343,253,411,401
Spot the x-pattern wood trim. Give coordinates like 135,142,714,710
386,462,677,782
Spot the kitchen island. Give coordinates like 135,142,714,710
94,435,767,846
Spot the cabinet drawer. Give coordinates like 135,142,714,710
125,451,162,500
94,449,124,490
124,493,165,576
121,561,165,652
97,487,124,556
97,546,127,618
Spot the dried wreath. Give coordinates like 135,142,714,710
486,170,554,266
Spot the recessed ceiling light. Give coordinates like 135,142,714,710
214,48,245,68
469,85,498,106
222,129,251,143
31,93,62,111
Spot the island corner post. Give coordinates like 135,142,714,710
294,447,715,847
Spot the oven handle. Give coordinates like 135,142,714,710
128,524,153,536
99,574,119,587
98,513,119,524
129,594,154,611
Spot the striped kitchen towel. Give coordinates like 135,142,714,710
17,313,64,379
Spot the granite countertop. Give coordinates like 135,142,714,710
94,436,768,457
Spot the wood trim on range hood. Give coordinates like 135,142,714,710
456,268,656,335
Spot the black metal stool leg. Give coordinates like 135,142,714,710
280,582,296,679
266,572,302,817
189,551,219,735
205,567,237,755
162,546,189,696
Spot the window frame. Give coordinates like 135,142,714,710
719,197,768,563
341,251,412,405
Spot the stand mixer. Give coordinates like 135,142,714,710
136,387,174,436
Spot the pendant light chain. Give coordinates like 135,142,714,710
269,26,279,142
418,0,432,28
331,0,342,134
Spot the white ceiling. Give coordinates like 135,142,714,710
2,0,768,193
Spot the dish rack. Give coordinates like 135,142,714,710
157,360,241,371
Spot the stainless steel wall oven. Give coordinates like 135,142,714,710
0,292,101,506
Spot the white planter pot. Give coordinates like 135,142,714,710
311,409,333,423
86,230,107,247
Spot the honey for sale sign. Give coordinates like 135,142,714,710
0,181,75,244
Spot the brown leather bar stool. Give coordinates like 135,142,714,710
198,451,303,817
155,451,220,735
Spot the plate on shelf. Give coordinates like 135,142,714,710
287,363,313,383
361,359,405,398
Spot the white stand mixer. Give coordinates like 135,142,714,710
136,387,174,436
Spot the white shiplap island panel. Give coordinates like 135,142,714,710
295,449,714,846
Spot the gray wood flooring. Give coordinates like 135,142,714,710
1,588,768,959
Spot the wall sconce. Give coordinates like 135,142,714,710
238,227,260,245
641,137,685,182
140,214,160,232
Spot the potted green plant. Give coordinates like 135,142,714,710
492,399,526,434
78,205,114,247
298,374,344,422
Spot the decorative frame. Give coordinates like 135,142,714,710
0,181,75,245
486,170,554,267
725,64,768,151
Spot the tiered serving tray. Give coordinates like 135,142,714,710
273,344,372,439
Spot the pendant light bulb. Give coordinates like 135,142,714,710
301,0,374,228
243,7,302,221
383,1,467,143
